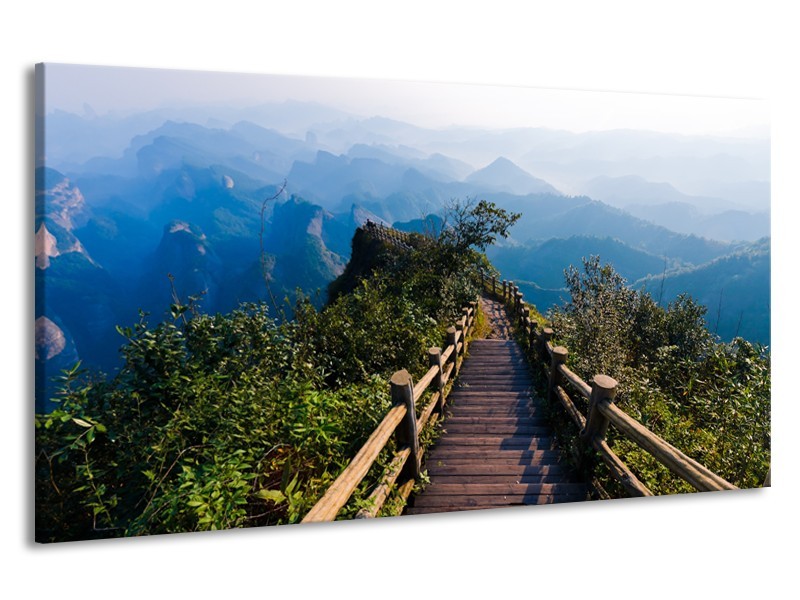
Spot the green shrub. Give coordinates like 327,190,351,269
35,304,400,540
35,200,518,541
547,257,770,495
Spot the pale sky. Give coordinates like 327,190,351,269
40,63,769,138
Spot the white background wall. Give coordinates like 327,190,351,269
4,2,795,597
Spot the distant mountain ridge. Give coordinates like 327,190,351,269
488,235,667,290
36,104,770,411
636,237,770,345
489,233,770,345
580,174,770,241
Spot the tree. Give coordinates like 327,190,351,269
390,198,520,322
439,198,521,254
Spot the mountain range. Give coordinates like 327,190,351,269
35,103,770,411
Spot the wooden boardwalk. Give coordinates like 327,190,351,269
406,297,588,514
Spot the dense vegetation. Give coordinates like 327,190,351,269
35,195,769,540
546,257,770,496
35,199,515,542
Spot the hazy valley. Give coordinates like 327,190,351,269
35,101,770,411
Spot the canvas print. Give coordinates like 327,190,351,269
34,63,770,542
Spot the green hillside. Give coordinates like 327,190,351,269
637,237,770,344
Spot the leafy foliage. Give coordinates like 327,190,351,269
547,257,770,495
387,198,519,324
35,198,515,542
439,198,521,254
35,302,398,541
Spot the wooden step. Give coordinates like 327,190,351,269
426,446,561,466
441,425,552,435
433,435,554,446
452,386,532,392
448,393,533,400
458,366,528,370
449,392,533,400
445,406,536,413
453,381,531,386
405,493,587,513
410,490,588,509
448,390,531,397
446,404,535,413
443,416,549,425
425,463,570,476
458,375,532,381
461,355,527,360
407,298,588,514
465,356,527,361
424,473,575,485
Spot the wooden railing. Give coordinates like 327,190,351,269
481,273,738,497
302,301,478,522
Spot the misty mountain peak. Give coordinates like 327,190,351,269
350,204,389,228
467,156,560,195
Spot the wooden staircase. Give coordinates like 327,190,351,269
406,310,589,514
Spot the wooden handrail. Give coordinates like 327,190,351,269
597,400,737,492
558,364,592,399
302,403,408,522
413,364,440,402
478,273,738,496
590,437,653,497
356,447,413,518
553,384,586,430
302,298,477,522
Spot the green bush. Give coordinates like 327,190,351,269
35,303,401,541
35,199,518,541
547,256,770,495
291,278,440,387
35,253,464,541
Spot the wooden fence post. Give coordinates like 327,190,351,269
528,321,537,354
503,280,508,301
492,275,496,296
446,326,458,367
524,315,533,353
539,327,553,362
391,369,420,481
582,375,619,443
446,326,457,350
548,346,568,405
468,302,477,335
428,347,445,412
